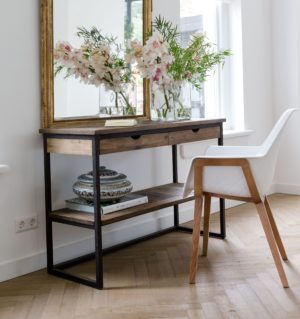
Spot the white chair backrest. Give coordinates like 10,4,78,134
249,108,299,195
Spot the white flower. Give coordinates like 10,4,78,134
90,52,106,77
126,39,143,63
126,31,174,92
54,30,133,95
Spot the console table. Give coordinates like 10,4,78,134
40,118,226,289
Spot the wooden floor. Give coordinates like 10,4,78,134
2,194,300,318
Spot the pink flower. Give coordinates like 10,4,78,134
152,40,159,49
53,52,60,60
64,44,72,52
57,41,72,52
153,67,162,82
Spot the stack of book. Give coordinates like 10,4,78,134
65,193,148,214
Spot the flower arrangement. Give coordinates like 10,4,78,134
126,16,231,120
54,27,135,115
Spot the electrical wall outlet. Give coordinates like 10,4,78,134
15,215,38,233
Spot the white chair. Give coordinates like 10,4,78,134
184,108,299,288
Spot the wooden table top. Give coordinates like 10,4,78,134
39,118,226,136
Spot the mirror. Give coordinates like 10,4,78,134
41,0,151,128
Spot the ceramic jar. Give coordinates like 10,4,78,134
72,167,133,202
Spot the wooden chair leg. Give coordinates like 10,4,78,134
255,202,289,288
264,196,288,261
202,194,211,257
189,196,203,284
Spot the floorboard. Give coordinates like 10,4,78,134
1,194,300,318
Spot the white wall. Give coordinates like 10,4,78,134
272,0,300,194
240,0,274,144
0,0,274,281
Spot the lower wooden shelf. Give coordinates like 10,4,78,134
50,183,194,227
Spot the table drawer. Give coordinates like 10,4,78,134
47,138,92,155
100,133,169,154
169,126,221,145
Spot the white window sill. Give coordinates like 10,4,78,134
223,129,254,139
0,165,9,174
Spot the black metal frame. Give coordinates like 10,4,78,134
43,122,226,289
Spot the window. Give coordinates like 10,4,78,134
179,0,243,129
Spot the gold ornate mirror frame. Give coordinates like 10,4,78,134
40,0,152,128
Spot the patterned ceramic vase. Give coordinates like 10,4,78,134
72,167,133,202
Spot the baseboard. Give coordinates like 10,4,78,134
0,250,45,283
0,198,243,282
273,183,300,195
0,236,95,282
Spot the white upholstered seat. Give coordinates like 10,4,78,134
184,108,299,198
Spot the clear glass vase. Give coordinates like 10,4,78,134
116,84,137,116
171,83,192,120
98,84,137,118
150,81,191,121
150,84,175,121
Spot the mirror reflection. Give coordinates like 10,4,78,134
53,0,144,120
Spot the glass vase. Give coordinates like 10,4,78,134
116,83,137,116
98,84,137,118
171,83,192,120
150,84,175,121
150,82,191,121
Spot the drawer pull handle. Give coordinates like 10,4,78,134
131,135,142,140
192,128,200,133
